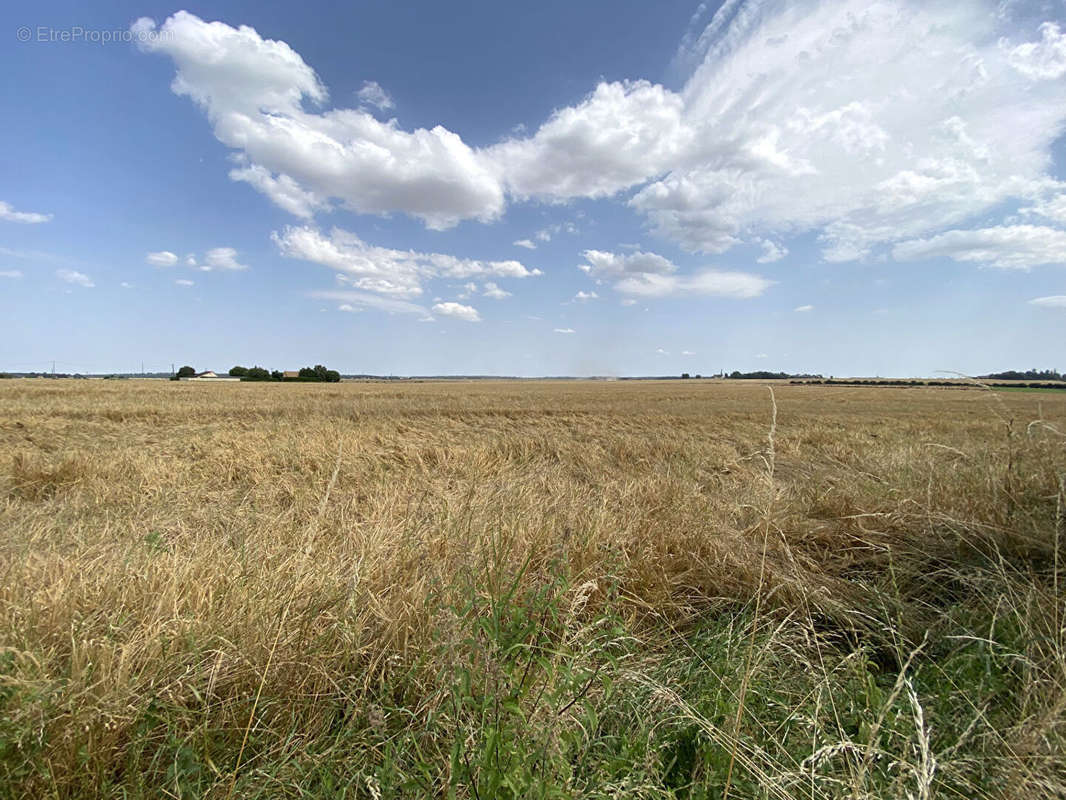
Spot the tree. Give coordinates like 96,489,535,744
245,366,271,381
176,366,196,378
297,365,341,382
229,366,248,377
271,370,283,381
681,373,690,379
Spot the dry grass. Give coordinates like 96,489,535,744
1,379,1064,798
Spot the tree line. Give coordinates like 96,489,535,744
173,365,341,382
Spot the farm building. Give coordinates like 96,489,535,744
179,371,240,382
282,371,300,379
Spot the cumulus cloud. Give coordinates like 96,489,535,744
482,282,511,299
682,350,696,355
513,239,536,250
554,328,575,334
273,225,539,298
356,80,394,111
756,239,788,263
148,247,248,270
146,250,179,267
892,225,1066,269
1006,21,1066,80
202,247,249,271
0,270,23,278
794,304,814,312
134,5,1066,268
573,290,598,301
578,249,677,279
56,269,94,287
579,247,771,299
0,201,51,224
432,301,481,321
1029,295,1066,308
133,12,504,230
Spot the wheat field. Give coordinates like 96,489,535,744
1,378,1064,798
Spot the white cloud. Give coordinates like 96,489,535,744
893,225,1066,269
175,279,195,287
794,304,814,312
134,6,1066,269
656,348,669,355
756,239,788,263
311,289,428,315
146,250,179,267
1022,193,1066,225
615,269,773,299
202,247,249,271
513,239,537,250
482,282,511,299
573,290,598,302
682,350,695,355
228,162,326,218
554,328,575,334
1029,295,1066,308
0,270,22,278
0,201,51,224
56,269,94,288
1006,22,1066,80
149,247,248,270
533,222,578,243
578,249,677,278
134,12,504,230
432,301,481,321
356,80,394,111
633,4,1066,257
120,281,133,288
273,225,539,298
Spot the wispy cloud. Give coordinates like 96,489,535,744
1029,295,1066,308
432,301,481,322
356,80,394,111
56,269,94,288
0,200,52,224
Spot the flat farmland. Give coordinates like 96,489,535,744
2,379,1064,798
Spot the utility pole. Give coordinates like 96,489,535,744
51,360,55,376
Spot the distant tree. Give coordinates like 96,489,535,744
271,370,283,381
681,373,690,379
176,365,196,378
229,366,248,377
0,373,11,379
244,366,271,381
297,365,341,382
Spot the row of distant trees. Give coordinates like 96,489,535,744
980,369,1062,381
173,365,341,382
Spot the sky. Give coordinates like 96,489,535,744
1,0,1065,377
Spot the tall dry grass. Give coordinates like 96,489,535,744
1,379,1064,798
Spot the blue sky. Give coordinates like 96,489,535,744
2,0,1065,376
